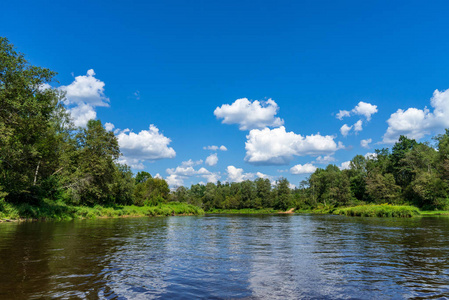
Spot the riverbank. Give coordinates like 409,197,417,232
208,204,448,218
206,208,279,214
0,199,204,222
333,204,421,218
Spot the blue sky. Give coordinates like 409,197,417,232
3,0,449,187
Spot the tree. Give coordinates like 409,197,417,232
255,178,272,208
66,119,120,205
274,177,291,210
0,37,64,202
135,171,152,184
366,172,401,204
391,135,417,187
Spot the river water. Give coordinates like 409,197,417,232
0,214,448,299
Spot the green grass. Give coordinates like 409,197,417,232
333,204,421,218
0,199,204,221
207,208,279,214
419,210,449,216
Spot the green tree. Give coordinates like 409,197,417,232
255,178,272,208
274,177,291,210
135,171,152,184
66,119,120,205
0,37,64,202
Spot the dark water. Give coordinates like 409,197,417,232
1,215,449,299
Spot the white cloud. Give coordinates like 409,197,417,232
202,173,221,183
104,122,115,132
166,166,197,176
336,101,378,121
154,173,162,179
364,152,378,160
315,155,336,164
181,159,203,167
61,69,109,107
382,89,449,143
226,166,254,182
203,145,227,151
256,172,272,179
339,161,351,170
360,138,372,149
340,120,363,137
245,126,343,165
67,103,97,127
289,183,297,190
166,174,184,187
165,164,220,186
205,153,218,166
117,125,176,169
290,163,317,174
336,110,351,120
117,157,144,170
60,69,109,127
340,124,352,137
214,98,284,130
352,102,378,121
38,83,52,91
353,120,363,132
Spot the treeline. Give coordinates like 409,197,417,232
305,134,449,210
173,134,449,211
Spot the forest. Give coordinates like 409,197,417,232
1,36,449,219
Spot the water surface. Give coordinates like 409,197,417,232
1,214,448,299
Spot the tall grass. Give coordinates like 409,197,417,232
334,204,420,218
207,208,278,214
0,199,204,221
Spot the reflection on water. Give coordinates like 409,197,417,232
0,215,449,299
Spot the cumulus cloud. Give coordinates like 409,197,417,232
290,163,317,174
337,101,378,121
256,172,272,179
214,98,284,130
166,163,220,186
205,153,218,166
203,145,227,151
226,166,255,182
381,89,449,143
336,110,351,120
117,157,144,170
353,120,363,132
315,155,336,164
340,120,363,136
104,122,115,132
352,102,378,121
339,161,351,170
364,152,378,160
166,174,184,187
60,69,109,127
340,124,352,137
181,159,203,167
245,126,343,165
61,69,109,107
117,125,176,169
360,138,372,149
67,103,97,127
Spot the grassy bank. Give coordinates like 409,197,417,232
0,199,204,221
207,208,279,214
419,210,449,216
333,204,421,218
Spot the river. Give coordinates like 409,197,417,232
0,214,448,299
